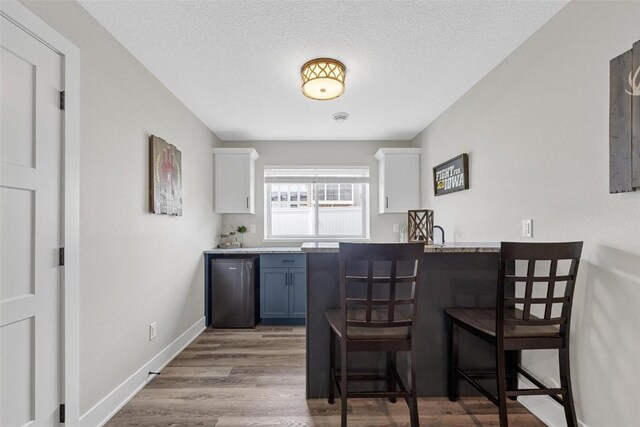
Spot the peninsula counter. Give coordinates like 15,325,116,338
302,242,506,398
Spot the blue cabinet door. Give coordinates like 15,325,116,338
260,268,289,318
289,268,306,318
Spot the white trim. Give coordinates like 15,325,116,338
212,147,259,159
374,147,422,159
0,2,81,425
79,317,206,427
518,375,590,427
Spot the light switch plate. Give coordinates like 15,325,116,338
149,322,157,341
522,219,533,238
393,224,399,233
249,224,256,234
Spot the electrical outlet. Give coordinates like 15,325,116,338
393,224,399,233
149,322,157,341
249,224,256,234
522,219,533,238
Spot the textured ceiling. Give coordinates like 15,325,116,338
79,0,568,141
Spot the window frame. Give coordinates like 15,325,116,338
263,167,370,241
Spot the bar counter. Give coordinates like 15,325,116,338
302,242,505,398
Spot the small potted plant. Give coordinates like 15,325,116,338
235,225,248,247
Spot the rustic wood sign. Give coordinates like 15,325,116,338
610,39,640,193
433,153,469,196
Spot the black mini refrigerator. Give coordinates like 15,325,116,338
210,257,259,328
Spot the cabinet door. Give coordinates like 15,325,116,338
260,268,289,318
215,153,252,213
289,268,306,318
382,153,420,213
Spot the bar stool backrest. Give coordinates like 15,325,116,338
338,242,424,338
497,242,583,339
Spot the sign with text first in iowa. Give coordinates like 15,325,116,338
433,153,469,196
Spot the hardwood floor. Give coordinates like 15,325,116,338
106,326,545,426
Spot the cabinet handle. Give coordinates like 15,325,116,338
246,197,249,209
386,196,389,209
286,272,291,286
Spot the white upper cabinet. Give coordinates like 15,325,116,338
375,148,421,214
213,148,259,214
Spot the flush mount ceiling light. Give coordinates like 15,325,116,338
301,58,346,101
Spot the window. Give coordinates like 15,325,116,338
265,167,370,239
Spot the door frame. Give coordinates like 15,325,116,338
0,1,80,425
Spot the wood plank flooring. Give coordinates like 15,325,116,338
106,326,546,426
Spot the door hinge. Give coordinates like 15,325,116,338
59,403,65,423
59,91,65,110
59,248,65,267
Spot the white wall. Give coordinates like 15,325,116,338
220,140,414,246
21,0,221,415
412,1,640,426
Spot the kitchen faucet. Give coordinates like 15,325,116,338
433,225,445,244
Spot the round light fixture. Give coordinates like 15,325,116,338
300,58,346,101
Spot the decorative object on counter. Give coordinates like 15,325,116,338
149,135,182,216
609,39,640,193
399,223,408,243
217,232,240,249
408,209,433,244
235,225,248,247
433,153,469,196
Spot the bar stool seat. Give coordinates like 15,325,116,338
325,308,411,340
446,308,561,340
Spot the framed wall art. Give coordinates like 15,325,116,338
433,153,469,196
149,135,182,216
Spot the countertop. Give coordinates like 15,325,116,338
301,242,500,253
204,246,303,254
204,242,500,255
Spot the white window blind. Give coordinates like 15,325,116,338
264,167,370,184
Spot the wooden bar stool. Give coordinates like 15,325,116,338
445,241,583,427
326,242,424,427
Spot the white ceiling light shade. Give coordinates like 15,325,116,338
301,58,346,101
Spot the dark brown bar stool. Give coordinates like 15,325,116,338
326,242,424,427
445,241,583,427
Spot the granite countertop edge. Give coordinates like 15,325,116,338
204,243,500,255
301,242,500,253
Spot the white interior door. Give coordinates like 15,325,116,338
1,14,62,427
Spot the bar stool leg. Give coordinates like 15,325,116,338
328,327,335,404
387,351,397,403
340,340,348,427
447,316,459,402
496,347,509,427
506,350,519,401
559,347,578,427
409,346,420,427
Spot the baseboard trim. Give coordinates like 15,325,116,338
79,317,206,427
518,375,589,427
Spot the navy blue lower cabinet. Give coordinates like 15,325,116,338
260,255,306,325
261,268,289,318
289,268,306,318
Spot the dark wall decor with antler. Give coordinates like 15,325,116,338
610,39,640,193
